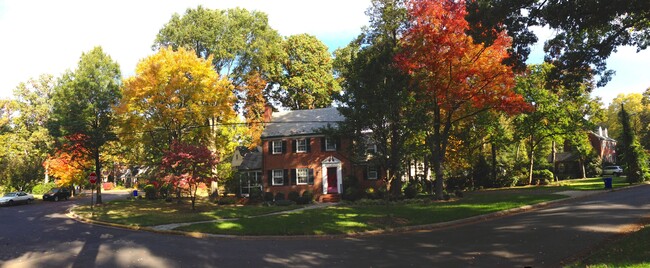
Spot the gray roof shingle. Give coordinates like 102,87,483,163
261,107,343,138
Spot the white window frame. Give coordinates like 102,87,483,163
272,141,283,154
325,138,337,151
366,143,377,154
296,139,307,153
296,168,309,185
368,166,378,180
272,169,284,186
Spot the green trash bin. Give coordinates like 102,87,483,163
603,177,613,189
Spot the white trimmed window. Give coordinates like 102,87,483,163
296,168,309,185
272,141,283,154
366,143,377,154
296,139,307,153
272,169,284,185
325,138,337,151
368,166,378,180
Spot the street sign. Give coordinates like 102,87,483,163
89,172,97,184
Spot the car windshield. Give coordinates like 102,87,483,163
49,188,60,193
3,193,17,197
605,166,619,169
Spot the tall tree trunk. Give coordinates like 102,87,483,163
528,135,535,185
580,159,586,178
95,149,102,204
491,143,498,183
551,140,557,181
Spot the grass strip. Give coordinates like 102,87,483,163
176,193,564,235
566,224,650,268
72,199,303,226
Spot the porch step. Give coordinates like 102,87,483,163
319,194,341,203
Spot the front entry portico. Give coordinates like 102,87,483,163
322,156,342,194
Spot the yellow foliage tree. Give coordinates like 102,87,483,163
118,47,237,163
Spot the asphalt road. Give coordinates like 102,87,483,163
1,185,649,267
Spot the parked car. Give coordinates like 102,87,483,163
42,187,71,201
602,166,623,176
0,192,34,206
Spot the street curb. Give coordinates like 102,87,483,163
67,182,649,240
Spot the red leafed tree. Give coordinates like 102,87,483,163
396,0,530,199
161,141,218,210
44,134,93,187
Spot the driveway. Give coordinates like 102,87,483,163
1,185,649,267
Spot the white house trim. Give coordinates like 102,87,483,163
321,156,342,194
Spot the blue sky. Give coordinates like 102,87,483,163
0,0,647,107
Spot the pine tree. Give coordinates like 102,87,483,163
618,104,649,183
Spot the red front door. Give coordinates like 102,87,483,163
327,167,338,193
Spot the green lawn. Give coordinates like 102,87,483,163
547,176,629,191
72,177,641,236
176,193,564,235
566,224,650,268
72,199,304,226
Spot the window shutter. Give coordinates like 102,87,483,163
282,141,287,154
283,169,289,185
306,138,311,152
292,140,297,153
308,169,314,185
335,139,341,151
321,137,326,152
291,169,297,185
363,168,368,180
267,170,273,185
268,141,273,155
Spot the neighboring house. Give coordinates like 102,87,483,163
260,107,383,202
232,146,263,197
588,127,617,164
551,127,617,179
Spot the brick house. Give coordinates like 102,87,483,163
260,107,383,202
551,127,617,178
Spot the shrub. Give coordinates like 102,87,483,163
342,175,362,201
301,190,313,201
287,191,300,202
403,182,419,199
275,199,294,206
263,192,274,202
249,187,263,202
32,182,57,195
274,192,285,201
217,196,238,205
143,184,156,200
533,169,554,181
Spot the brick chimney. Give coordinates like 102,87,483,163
263,103,274,123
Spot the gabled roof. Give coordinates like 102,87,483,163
239,149,262,171
261,107,344,138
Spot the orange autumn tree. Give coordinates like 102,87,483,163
44,134,92,187
242,71,268,148
396,0,530,199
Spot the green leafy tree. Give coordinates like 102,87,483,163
335,0,416,197
603,93,649,142
0,75,55,191
49,47,121,204
153,6,283,109
273,33,340,109
513,64,598,184
618,104,649,183
466,0,650,89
